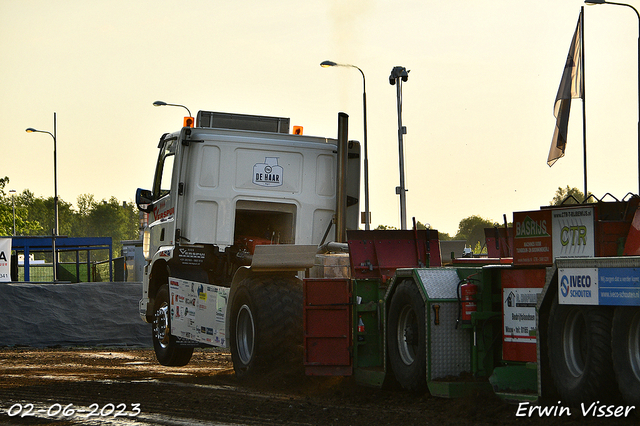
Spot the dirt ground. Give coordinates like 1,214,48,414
0,348,636,426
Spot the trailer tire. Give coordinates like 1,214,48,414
612,307,640,407
152,284,194,366
230,275,303,379
547,300,617,405
387,280,427,391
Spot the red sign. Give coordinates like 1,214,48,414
513,210,552,266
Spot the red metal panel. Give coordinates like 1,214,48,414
303,278,352,376
346,230,441,282
597,222,629,256
484,227,513,258
624,207,640,255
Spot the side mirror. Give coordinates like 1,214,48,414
136,188,154,213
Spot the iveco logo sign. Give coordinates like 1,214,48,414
560,274,592,298
560,275,569,297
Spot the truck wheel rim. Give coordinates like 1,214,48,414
629,311,640,381
562,309,587,377
397,305,418,365
154,303,170,349
236,304,255,365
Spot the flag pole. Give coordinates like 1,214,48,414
581,6,588,200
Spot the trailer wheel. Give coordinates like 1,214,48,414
230,275,303,379
612,307,640,406
387,280,427,391
547,299,617,405
152,284,194,366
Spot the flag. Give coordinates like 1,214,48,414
548,10,584,167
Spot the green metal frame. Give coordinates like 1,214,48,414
352,278,387,387
350,265,509,397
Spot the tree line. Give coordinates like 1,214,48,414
0,177,139,260
378,185,589,253
1,174,585,259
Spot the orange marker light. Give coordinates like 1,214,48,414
184,117,194,128
293,126,303,135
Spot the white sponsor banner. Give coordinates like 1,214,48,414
503,287,542,342
558,268,599,305
552,207,595,258
169,277,229,347
0,238,11,282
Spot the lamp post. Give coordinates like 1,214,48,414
320,60,371,230
26,112,58,282
153,100,194,127
9,189,16,236
586,0,640,194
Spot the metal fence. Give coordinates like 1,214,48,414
17,257,124,283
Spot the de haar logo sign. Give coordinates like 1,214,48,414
253,157,283,187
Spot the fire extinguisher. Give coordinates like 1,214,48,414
457,279,478,327
357,316,365,342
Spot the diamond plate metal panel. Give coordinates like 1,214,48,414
413,269,471,380
416,268,461,300
426,301,471,379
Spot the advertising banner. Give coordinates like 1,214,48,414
558,267,640,306
513,206,595,266
551,207,595,258
558,268,599,305
503,287,541,343
598,268,640,306
0,238,11,282
513,210,552,265
169,277,229,347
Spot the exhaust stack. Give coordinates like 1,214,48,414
335,112,349,243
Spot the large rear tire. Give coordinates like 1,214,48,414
547,300,617,405
387,280,427,391
229,275,303,379
612,307,640,407
152,284,194,366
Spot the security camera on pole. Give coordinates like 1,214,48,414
389,66,410,230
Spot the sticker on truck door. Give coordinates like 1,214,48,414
253,157,283,187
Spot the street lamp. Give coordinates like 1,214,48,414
26,112,58,282
153,100,194,127
320,60,371,230
586,0,640,194
9,189,16,236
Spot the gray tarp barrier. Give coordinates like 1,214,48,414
0,282,152,348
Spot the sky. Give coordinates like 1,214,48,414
1,0,639,236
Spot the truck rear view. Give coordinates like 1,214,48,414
136,111,360,376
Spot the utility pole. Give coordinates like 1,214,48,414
389,66,410,230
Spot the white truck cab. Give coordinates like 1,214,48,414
136,111,359,373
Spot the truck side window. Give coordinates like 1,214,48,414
153,139,177,200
